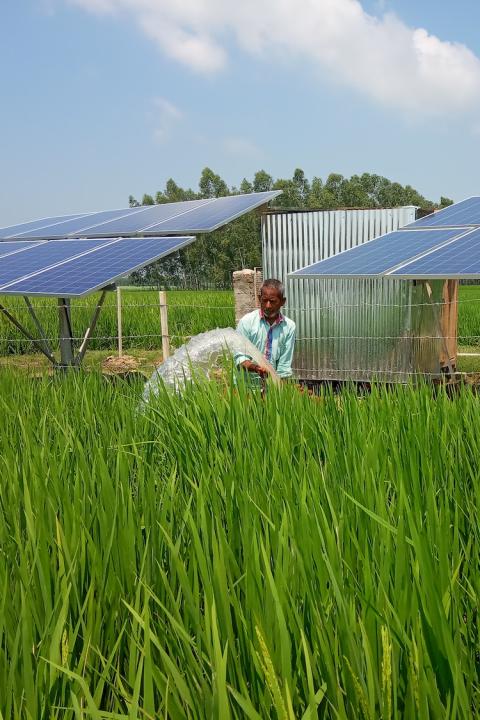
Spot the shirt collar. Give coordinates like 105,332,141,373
259,309,284,326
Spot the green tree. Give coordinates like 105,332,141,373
199,167,229,198
131,168,452,287
293,168,310,205
338,175,371,207
253,170,273,193
240,178,253,194
307,177,324,207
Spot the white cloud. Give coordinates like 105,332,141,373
66,0,480,116
150,97,183,143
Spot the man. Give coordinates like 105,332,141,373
235,278,296,381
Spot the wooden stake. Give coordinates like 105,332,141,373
425,281,454,377
159,290,170,360
440,280,458,368
117,286,123,357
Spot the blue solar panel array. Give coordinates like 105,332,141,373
0,213,90,239
142,193,279,234
0,191,281,239
408,196,480,229
0,240,108,287
76,199,210,238
289,195,480,280
391,228,480,278
289,228,463,278
0,241,42,257
0,236,194,296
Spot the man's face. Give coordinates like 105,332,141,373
259,286,285,320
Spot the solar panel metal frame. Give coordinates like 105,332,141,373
0,191,282,240
0,236,195,297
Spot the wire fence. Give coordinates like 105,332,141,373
4,293,480,310
2,287,480,375
2,333,480,344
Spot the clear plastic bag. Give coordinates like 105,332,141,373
143,327,280,399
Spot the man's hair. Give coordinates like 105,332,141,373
259,278,285,300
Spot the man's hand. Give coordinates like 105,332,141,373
240,360,270,377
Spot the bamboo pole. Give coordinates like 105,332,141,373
117,286,123,357
159,290,170,360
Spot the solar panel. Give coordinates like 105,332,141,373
0,241,42,257
407,196,480,229
0,191,281,239
0,213,92,238
140,193,280,233
390,227,480,278
0,236,194,297
0,239,110,287
77,199,210,237
289,228,463,278
2,207,148,239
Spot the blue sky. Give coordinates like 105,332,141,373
1,0,480,225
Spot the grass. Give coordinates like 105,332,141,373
0,373,478,717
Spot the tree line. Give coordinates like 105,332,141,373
129,168,453,288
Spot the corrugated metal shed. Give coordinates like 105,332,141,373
262,207,446,382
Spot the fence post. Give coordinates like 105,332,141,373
159,290,170,360
117,286,123,357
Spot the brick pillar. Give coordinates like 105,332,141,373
233,269,263,324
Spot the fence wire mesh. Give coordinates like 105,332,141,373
1,287,480,377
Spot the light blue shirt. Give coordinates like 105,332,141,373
235,309,296,378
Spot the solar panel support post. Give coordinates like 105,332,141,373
74,289,109,367
58,298,75,370
23,296,55,362
0,302,56,365
424,281,455,378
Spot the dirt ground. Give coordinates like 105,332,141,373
0,350,163,377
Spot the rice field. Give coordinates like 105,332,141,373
0,372,478,718
457,286,480,346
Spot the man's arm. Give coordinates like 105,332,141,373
234,316,252,367
276,324,296,378
234,316,268,375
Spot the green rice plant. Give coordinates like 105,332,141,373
0,289,234,356
0,373,477,717
458,285,480,347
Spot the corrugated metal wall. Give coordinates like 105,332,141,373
262,207,444,382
